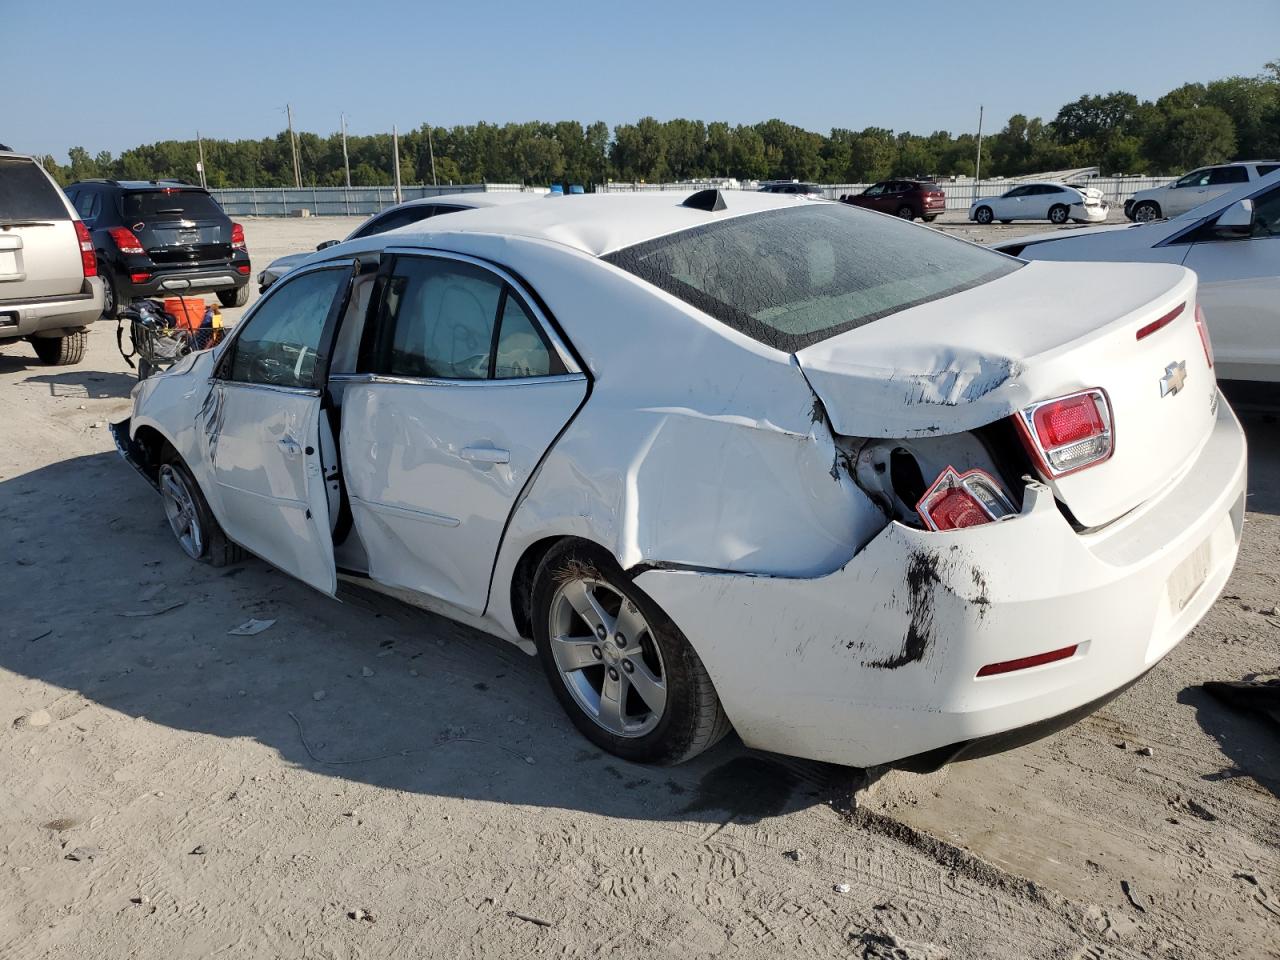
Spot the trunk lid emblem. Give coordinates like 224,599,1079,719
1160,360,1188,397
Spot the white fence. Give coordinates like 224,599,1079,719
598,177,1177,210
209,183,534,217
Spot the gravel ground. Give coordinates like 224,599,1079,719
0,217,1276,960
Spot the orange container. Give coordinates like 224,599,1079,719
163,297,207,330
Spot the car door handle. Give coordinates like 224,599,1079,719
278,437,303,458
460,445,510,465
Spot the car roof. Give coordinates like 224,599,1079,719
376,190,824,258
396,191,540,210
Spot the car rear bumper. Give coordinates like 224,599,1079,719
123,265,249,298
635,395,1247,768
0,278,103,338
1072,203,1109,222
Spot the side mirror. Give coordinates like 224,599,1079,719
316,239,339,251
1212,199,1254,239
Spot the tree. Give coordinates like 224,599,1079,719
1147,106,1236,170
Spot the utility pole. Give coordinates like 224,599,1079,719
974,104,984,189
196,131,207,189
287,103,302,189
392,124,402,204
426,124,437,186
340,112,351,188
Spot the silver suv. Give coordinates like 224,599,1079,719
0,151,103,365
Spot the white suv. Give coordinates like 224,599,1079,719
1126,161,1280,222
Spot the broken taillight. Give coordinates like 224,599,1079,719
1015,389,1113,478
916,466,1015,531
1194,304,1214,369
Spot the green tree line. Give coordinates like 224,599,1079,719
40,60,1279,189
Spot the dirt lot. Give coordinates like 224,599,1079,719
1,217,1277,960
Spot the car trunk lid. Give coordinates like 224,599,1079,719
123,189,232,264
795,260,1215,528
0,156,82,301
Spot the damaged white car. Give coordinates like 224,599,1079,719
113,191,1246,769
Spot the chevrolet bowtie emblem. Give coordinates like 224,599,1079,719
1160,360,1188,397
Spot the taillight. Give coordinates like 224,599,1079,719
74,221,96,278
231,223,246,251
1015,389,1113,478
108,226,144,255
916,466,1015,531
1194,304,1213,369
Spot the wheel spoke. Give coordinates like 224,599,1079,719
562,579,613,636
613,602,647,647
625,658,666,715
551,635,599,673
161,474,185,504
598,670,626,731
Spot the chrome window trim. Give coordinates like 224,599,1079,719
382,245,582,376
328,371,586,389
209,378,322,399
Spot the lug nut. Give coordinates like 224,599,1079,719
595,625,607,640
607,667,619,682
591,645,602,660
614,632,626,647
622,660,634,674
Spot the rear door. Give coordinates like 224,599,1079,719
202,263,354,594
123,188,231,266
0,156,82,301
1165,168,1214,217
339,250,587,614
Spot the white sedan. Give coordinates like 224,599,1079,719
968,181,1108,225
996,169,1280,383
112,191,1245,769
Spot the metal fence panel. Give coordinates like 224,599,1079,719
210,183,533,217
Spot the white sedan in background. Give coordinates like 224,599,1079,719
997,169,1280,383
969,181,1108,225
113,191,1244,770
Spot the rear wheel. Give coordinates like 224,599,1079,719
30,331,87,366
923,215,938,223
1132,200,1161,223
1048,204,1069,224
158,456,243,567
218,285,250,308
974,206,993,225
896,205,915,220
99,265,119,319
532,540,731,765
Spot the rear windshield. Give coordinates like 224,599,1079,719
604,204,1021,351
123,189,225,222
0,157,70,222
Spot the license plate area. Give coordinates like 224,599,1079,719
0,249,22,281
1169,538,1212,613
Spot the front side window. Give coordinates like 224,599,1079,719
863,184,885,196
604,204,1021,352
1175,169,1210,188
1003,186,1028,198
227,268,346,388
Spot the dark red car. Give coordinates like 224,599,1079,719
841,179,946,222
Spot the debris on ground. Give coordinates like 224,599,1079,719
64,846,101,862
348,908,375,923
189,844,207,856
361,666,374,678
784,849,805,862
13,709,52,729
507,910,553,928
1136,746,1154,757
833,882,852,894
312,690,326,701
1121,879,1147,912
228,618,276,636
118,601,185,618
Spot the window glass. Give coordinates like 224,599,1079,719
0,158,70,221
604,204,1021,352
351,205,437,240
1004,186,1027,198
228,268,345,388
1250,185,1280,238
1257,164,1279,177
1209,166,1248,186
75,191,97,219
863,184,884,196
123,189,224,221
383,258,502,379
1175,169,1210,188
494,294,554,378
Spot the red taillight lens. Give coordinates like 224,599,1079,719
231,222,246,251
74,221,96,278
1195,304,1213,369
916,466,1015,531
977,644,1078,677
1136,302,1184,340
108,226,144,255
236,264,250,275
130,272,151,284
1016,389,1113,477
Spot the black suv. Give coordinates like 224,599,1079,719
65,180,250,316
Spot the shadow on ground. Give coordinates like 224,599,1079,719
1178,682,1280,803
23,369,139,400
1,451,850,826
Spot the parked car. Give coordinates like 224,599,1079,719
758,181,825,195
112,190,1244,770
258,192,537,293
0,150,103,365
66,179,250,317
841,179,945,221
1125,161,1279,222
968,182,1108,225
996,168,1280,384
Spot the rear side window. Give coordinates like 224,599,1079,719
1209,167,1248,186
350,204,437,239
123,189,225,222
1257,164,1279,177
0,158,70,221
604,205,1021,352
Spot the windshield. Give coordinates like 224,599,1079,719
604,204,1022,351
123,190,225,221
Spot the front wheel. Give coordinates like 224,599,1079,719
1049,204,1069,224
1132,201,1161,223
218,285,250,308
158,456,244,567
973,206,993,225
532,540,731,765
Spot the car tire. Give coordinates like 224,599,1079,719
896,205,915,220
923,215,938,223
158,455,244,567
30,331,87,366
99,265,120,319
999,219,1012,224
1132,200,1161,223
974,206,994,225
532,539,732,765
1049,204,1069,224
218,285,250,308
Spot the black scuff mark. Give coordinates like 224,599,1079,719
971,566,991,612
867,550,941,670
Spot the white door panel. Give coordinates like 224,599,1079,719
1185,235,1280,381
342,374,587,613
205,382,337,593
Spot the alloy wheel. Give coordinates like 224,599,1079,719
159,464,205,560
548,577,668,737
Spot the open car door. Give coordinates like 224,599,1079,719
201,261,356,595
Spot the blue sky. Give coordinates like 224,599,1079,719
8,0,1279,162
